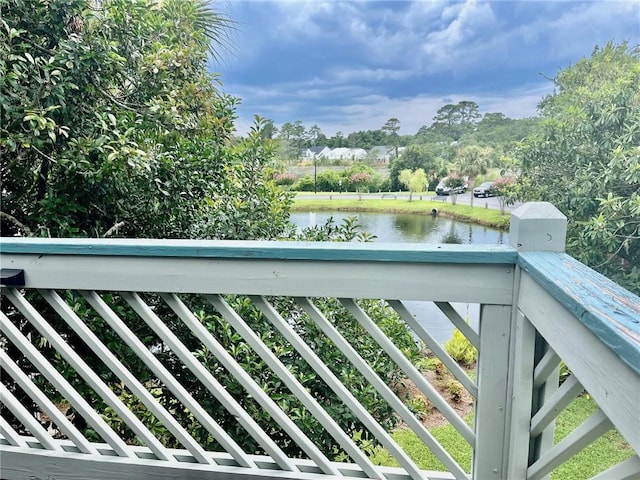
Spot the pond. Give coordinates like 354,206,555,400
290,211,508,245
290,211,510,344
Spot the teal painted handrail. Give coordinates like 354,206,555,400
519,251,640,376
0,238,518,264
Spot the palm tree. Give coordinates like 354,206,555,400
163,0,236,61
456,146,491,207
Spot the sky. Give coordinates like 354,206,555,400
214,0,639,137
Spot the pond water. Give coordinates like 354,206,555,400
290,211,509,344
290,211,508,245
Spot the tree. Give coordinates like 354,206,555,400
430,101,481,140
492,176,518,215
456,145,492,207
443,173,465,205
1,1,420,463
278,122,295,140
457,100,481,124
292,120,306,156
432,104,461,127
275,123,300,163
382,117,401,158
328,130,346,148
463,116,540,150
345,129,386,149
479,112,508,129
518,42,640,294
390,144,446,190
260,119,278,139
414,124,452,145
349,172,372,200
307,124,322,192
0,0,290,240
398,168,427,202
308,125,322,147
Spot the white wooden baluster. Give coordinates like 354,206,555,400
0,383,61,451
0,309,132,457
79,290,256,468
39,289,214,464
208,294,391,480
0,350,98,455
120,291,301,473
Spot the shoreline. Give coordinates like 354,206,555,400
291,198,511,230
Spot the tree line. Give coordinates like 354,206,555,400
262,103,540,164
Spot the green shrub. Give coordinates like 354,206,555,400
407,394,432,420
292,174,315,191
445,379,463,403
432,358,447,379
444,329,477,366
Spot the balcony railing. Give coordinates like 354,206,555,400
1,202,638,480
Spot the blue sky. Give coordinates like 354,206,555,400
216,0,639,136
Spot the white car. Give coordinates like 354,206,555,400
436,181,467,195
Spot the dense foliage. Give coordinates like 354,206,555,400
291,163,386,193
518,42,640,293
0,0,290,239
1,1,423,462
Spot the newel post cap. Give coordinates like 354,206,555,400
509,202,567,252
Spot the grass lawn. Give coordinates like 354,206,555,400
291,196,511,230
370,417,473,472
369,396,634,478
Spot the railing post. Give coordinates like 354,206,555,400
474,202,566,479
473,303,513,480
508,202,567,479
508,202,567,254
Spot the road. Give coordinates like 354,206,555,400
295,191,522,212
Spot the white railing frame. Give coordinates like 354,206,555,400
0,202,638,480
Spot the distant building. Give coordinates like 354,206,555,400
369,146,393,163
300,146,331,160
327,147,367,161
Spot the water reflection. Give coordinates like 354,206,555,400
290,211,508,245
392,214,439,242
441,222,463,244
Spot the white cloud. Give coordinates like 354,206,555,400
271,0,347,38
536,1,639,60
231,0,639,75
223,0,638,137
329,67,415,83
433,1,496,46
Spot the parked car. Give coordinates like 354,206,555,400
436,181,467,196
473,181,495,197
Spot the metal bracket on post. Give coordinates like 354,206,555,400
1,269,25,287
